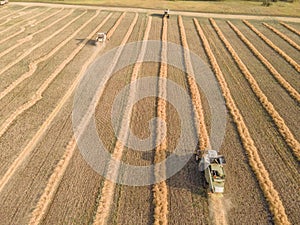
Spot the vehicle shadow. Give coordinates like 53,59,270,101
150,13,164,19
76,38,96,46
141,150,207,198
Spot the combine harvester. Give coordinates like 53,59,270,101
196,150,226,194
0,0,8,5
163,9,170,18
95,32,107,45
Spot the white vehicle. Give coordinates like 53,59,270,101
95,32,107,43
1,0,8,5
164,9,170,18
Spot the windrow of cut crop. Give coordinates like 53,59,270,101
25,13,115,225
262,22,300,51
0,9,77,77
0,8,64,45
243,20,300,73
194,18,291,225
91,13,144,225
227,21,300,104
178,16,211,151
0,7,49,35
0,10,100,101
280,22,300,36
0,8,66,59
211,18,300,161
179,15,229,225
178,15,210,151
152,15,169,225
0,10,85,138
0,12,114,195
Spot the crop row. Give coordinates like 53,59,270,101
263,23,300,51
280,22,300,36
212,19,300,162
178,16,210,151
205,18,290,225
0,10,85,138
152,15,169,225
227,21,300,104
243,20,300,73
26,12,120,225
92,13,142,225
0,8,64,46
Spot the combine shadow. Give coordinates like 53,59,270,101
141,150,207,198
76,38,97,46
150,13,164,19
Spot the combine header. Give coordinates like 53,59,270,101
197,150,226,194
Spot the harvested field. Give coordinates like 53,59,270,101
0,3,299,225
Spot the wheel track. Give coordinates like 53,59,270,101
194,18,290,225
0,11,113,194
178,16,228,225
211,18,300,162
262,22,300,51
0,9,96,101
227,21,300,103
0,7,49,36
0,8,65,59
0,9,78,78
0,10,87,138
280,22,300,36
243,20,300,73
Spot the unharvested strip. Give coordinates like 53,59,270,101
227,21,300,103
243,20,300,73
211,18,300,161
194,18,290,225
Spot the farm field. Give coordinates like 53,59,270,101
0,3,299,225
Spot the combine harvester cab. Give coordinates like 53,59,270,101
201,150,226,194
